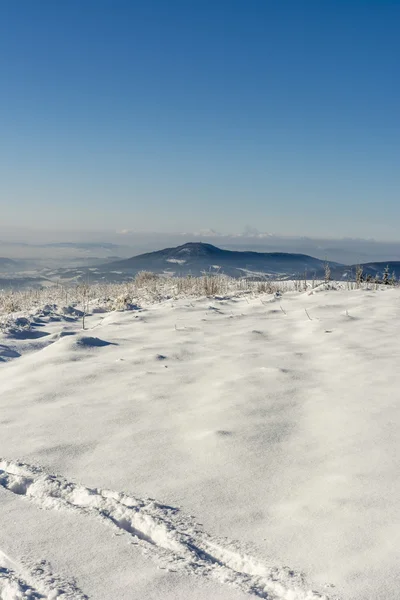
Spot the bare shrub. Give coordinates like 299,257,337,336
355,265,363,289
134,271,159,287
303,270,308,291
324,262,331,284
0,293,22,314
202,275,224,296
77,282,91,329
256,281,279,294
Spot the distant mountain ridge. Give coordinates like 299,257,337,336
0,257,17,266
3,243,400,288
0,257,19,271
100,242,340,279
99,242,400,282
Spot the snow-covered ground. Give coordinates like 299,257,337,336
1,285,399,599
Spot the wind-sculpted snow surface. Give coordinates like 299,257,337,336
0,460,328,600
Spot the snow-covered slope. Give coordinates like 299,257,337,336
1,287,399,599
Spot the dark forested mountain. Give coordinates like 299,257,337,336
100,242,339,279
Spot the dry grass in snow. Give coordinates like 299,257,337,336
0,273,286,322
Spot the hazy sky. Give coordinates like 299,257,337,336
1,1,399,239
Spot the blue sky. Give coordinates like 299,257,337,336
1,0,399,239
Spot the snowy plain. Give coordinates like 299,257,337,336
0,283,400,599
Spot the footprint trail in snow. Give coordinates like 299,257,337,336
0,459,332,600
0,564,45,600
0,549,88,599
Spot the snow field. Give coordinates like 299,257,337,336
1,285,400,598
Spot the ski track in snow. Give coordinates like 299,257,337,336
0,548,88,600
0,459,331,600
